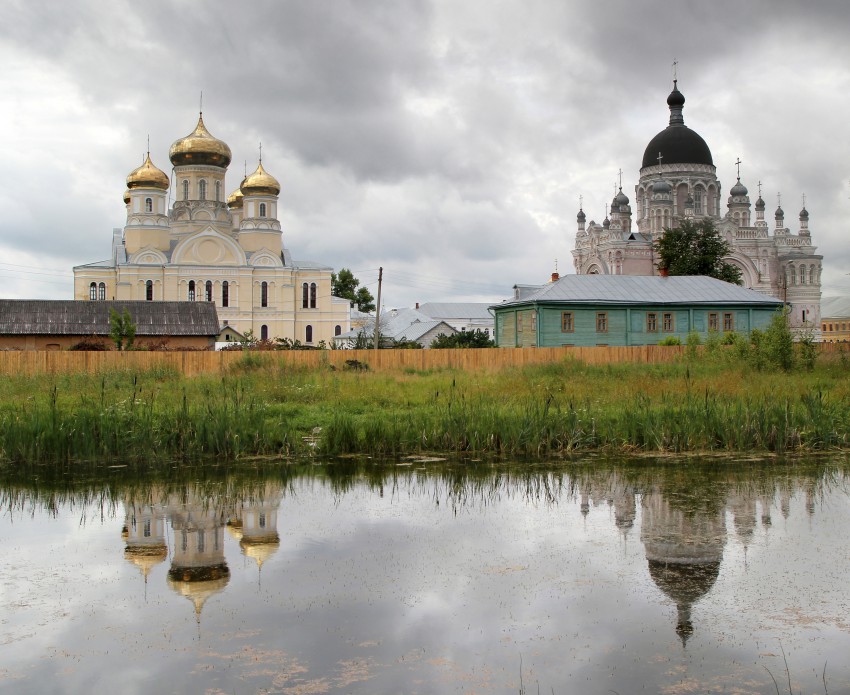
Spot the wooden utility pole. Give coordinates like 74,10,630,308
373,267,383,354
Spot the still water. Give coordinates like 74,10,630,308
1,458,849,694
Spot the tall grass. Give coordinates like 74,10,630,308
0,355,848,464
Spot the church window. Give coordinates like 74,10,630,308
310,282,317,308
561,312,574,332
802,309,808,323
181,529,188,552
182,180,189,201
145,197,153,213
259,202,267,217
143,519,151,538
215,181,221,202
335,325,341,336
708,313,719,332
596,312,608,333
145,280,153,301
694,189,703,215
188,280,195,302
98,283,106,300
222,281,229,307
199,179,207,201
662,313,674,332
205,280,213,302
723,313,734,332
306,325,313,343
261,281,268,307
302,282,309,308
197,529,205,553
788,266,796,286
646,313,658,332
800,268,807,285
261,325,268,341
89,282,97,300
259,513,266,528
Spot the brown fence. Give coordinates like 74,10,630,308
0,343,844,377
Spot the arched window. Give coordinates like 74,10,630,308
205,280,213,302
89,282,97,300
261,281,268,307
145,280,153,301
98,283,106,300
335,325,342,336
302,282,309,309
199,180,207,201
800,267,806,285
182,180,189,201
306,325,313,343
260,325,268,341
215,181,221,202
145,197,153,213
222,281,229,307
259,202,267,217
188,280,195,302
310,282,317,309
788,265,796,286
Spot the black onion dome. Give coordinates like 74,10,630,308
642,81,713,169
755,196,765,211
730,179,748,197
577,209,586,223
800,207,809,220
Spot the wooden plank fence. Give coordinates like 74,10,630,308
0,343,844,377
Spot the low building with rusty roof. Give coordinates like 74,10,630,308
0,300,219,351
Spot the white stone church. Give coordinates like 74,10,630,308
74,113,351,345
571,80,822,336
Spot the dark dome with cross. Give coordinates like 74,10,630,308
641,81,713,169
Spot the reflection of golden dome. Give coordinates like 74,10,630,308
167,565,230,616
124,545,168,577
127,153,169,190
240,535,280,569
241,161,280,196
226,187,244,209
169,113,232,168
123,189,131,204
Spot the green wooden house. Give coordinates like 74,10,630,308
491,275,784,348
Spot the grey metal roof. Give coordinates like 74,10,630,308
821,296,850,318
494,275,784,308
0,300,220,336
417,302,494,319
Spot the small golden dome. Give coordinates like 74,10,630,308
241,160,280,197
169,113,232,168
226,186,244,209
126,153,169,191
123,189,131,204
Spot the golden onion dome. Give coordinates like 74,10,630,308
123,189,131,204
126,153,169,191
169,113,232,168
226,186,244,209
241,160,280,197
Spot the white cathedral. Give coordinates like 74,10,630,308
571,80,822,336
73,113,351,345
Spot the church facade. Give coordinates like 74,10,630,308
571,81,822,336
73,114,351,345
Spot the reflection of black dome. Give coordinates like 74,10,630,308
648,559,720,645
642,81,713,169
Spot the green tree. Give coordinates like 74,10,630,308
331,268,375,313
430,329,495,348
109,308,136,351
655,218,742,284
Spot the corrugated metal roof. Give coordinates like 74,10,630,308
0,300,220,336
417,302,495,319
493,275,784,308
821,296,850,318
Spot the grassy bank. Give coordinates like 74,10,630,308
1,352,849,464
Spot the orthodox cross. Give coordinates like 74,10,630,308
259,141,263,164
200,91,203,115
777,192,782,207
146,134,150,157
758,180,763,198
735,157,742,179
672,59,678,82
579,194,583,210
618,168,623,189
657,152,663,167
802,193,806,208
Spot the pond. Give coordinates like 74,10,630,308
1,457,849,694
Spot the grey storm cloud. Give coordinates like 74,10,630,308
2,0,850,305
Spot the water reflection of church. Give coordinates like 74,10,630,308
580,470,797,645
122,483,283,618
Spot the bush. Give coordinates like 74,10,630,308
658,336,681,346
69,338,109,351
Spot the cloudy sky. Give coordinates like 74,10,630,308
2,0,850,308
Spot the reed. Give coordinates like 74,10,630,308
0,357,848,464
